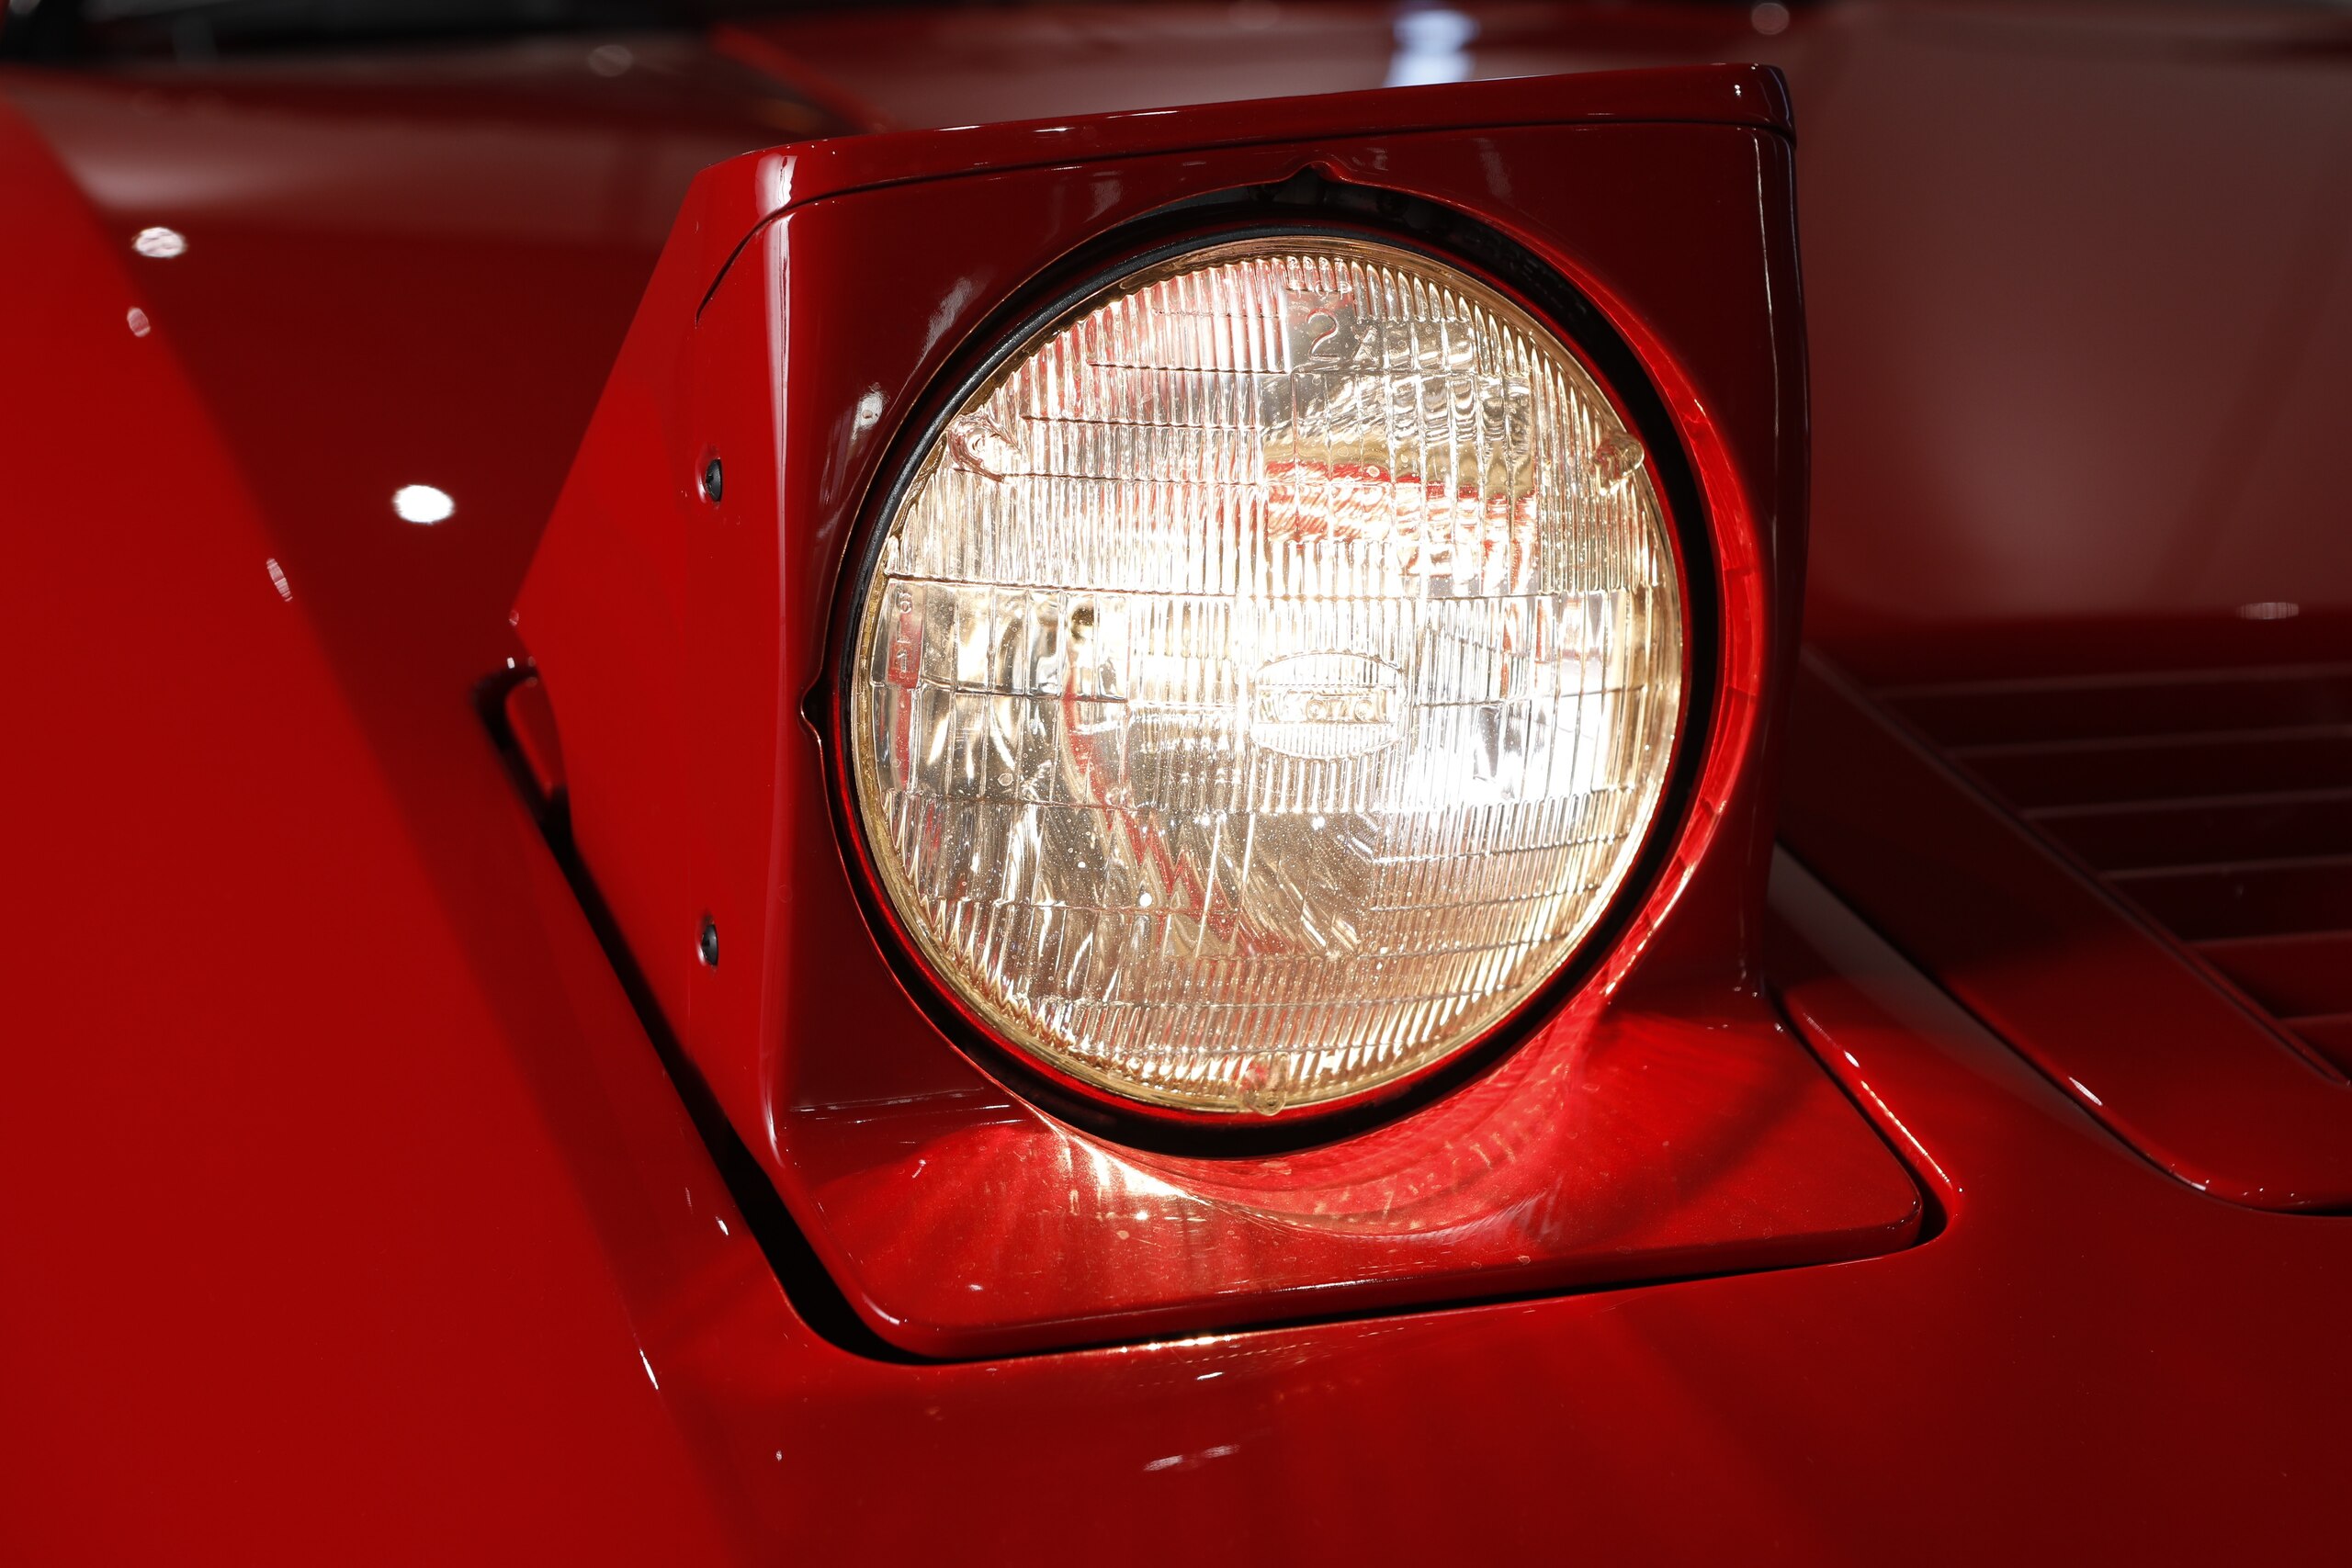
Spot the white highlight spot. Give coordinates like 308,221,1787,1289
1751,2,1792,35
393,484,455,525
2236,601,2300,621
1144,1443,1239,1474
1385,6,1476,87
133,226,187,259
127,307,153,337
852,387,886,438
587,43,634,76
639,1350,660,1391
266,558,292,602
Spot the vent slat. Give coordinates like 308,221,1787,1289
1884,661,2352,1079
2030,788,2352,871
2199,931,2352,1017
2109,857,2352,942
1889,664,2352,748
2285,1014,2352,1077
1954,727,2352,809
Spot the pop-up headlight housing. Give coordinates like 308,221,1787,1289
513,67,1921,1357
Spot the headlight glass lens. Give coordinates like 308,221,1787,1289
851,235,1683,1115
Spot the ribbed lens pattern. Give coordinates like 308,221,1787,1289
852,237,1683,1114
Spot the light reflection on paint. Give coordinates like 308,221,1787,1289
392,484,456,525
1385,6,1476,87
1853,1073,1958,1194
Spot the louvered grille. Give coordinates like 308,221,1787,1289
1883,664,2352,1073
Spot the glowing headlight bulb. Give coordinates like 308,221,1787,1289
849,235,1684,1115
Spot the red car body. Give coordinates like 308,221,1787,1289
3,3,2347,1562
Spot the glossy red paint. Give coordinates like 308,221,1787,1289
758,0,2352,675
756,0,2352,1231
505,671,570,802
0,97,757,1561
0,42,853,933
5,5,2350,1562
1782,654,2352,1210
518,63,1906,1356
746,0,1779,129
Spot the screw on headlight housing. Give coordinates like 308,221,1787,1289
700,455,724,503
697,915,719,967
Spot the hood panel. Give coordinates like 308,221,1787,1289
755,0,2352,679
16,3,2351,693
6,8,2352,1562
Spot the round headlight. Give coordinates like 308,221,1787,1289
849,234,1685,1116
